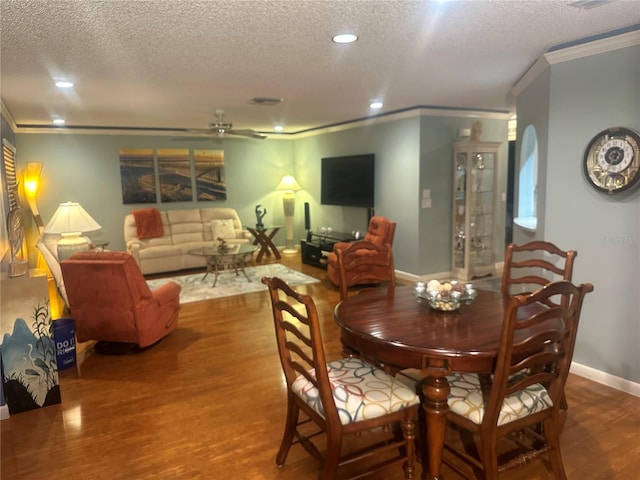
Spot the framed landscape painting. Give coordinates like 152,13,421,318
119,148,157,204
194,149,226,201
157,148,192,203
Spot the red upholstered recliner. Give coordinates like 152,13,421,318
60,251,181,350
327,216,397,286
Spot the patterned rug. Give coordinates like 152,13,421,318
146,263,319,304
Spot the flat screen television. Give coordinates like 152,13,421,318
321,154,375,207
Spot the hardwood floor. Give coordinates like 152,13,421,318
2,254,639,479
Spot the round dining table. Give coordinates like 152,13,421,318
334,285,532,480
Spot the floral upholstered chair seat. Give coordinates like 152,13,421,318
292,357,419,425
446,372,552,426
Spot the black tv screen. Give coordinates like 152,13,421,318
321,154,375,207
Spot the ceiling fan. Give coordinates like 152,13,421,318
186,109,267,140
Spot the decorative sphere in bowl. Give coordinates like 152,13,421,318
415,279,477,311
427,294,461,311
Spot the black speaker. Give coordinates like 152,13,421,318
367,207,375,224
304,202,311,230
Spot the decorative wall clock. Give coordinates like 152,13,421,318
583,127,640,194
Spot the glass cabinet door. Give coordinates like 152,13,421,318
452,142,500,280
453,153,467,269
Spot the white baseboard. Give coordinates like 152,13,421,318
395,269,451,283
570,362,640,398
397,261,504,284
0,405,9,420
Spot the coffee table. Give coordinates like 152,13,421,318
189,244,258,287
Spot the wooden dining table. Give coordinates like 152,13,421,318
334,285,536,480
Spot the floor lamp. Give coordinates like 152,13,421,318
275,175,301,254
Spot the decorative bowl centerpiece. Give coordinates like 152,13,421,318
414,279,477,311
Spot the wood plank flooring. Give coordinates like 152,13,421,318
2,254,639,479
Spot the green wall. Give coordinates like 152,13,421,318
517,44,640,383
15,133,293,255
15,111,508,276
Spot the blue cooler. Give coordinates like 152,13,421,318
52,318,77,370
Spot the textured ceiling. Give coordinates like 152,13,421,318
1,0,639,136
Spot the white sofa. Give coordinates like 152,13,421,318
124,207,251,275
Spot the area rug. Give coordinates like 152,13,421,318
146,263,319,304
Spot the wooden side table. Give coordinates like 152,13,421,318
246,226,281,262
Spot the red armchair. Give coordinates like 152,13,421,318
60,251,181,350
327,216,397,286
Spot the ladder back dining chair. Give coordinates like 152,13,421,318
501,240,578,425
501,240,577,299
442,280,594,479
262,276,419,480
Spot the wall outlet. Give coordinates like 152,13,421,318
421,198,432,208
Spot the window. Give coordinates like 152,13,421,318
515,125,538,232
2,138,18,210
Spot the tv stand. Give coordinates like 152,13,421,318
300,230,356,269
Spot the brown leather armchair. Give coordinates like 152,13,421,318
327,216,396,286
60,251,181,350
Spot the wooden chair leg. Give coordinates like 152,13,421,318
276,397,299,467
544,419,568,480
479,439,499,479
402,414,417,479
558,392,569,432
322,432,342,480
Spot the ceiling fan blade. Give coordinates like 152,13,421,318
185,109,266,140
186,128,222,135
172,136,223,143
229,129,267,139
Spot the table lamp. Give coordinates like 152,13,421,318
275,175,301,254
43,201,102,260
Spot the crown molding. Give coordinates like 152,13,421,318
511,28,640,100
1,100,18,132
510,56,551,99
290,107,511,139
10,106,511,140
545,28,640,65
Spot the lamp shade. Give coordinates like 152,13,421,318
24,162,43,197
275,175,301,192
44,201,102,235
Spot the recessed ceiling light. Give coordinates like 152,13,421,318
53,118,66,125
369,101,383,109
274,125,284,132
55,81,74,88
332,33,358,44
